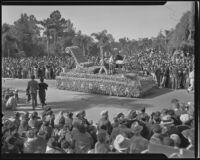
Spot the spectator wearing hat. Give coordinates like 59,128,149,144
12,112,21,132
28,112,42,132
65,111,73,131
4,135,20,153
110,118,132,143
45,110,55,128
54,111,65,129
30,130,48,153
125,110,138,128
98,110,113,135
166,109,181,126
175,114,192,147
27,75,39,110
113,134,130,153
95,130,110,153
129,121,149,153
137,107,150,122
150,111,161,125
182,128,194,151
73,124,93,153
187,67,194,92
39,121,52,141
61,140,74,153
46,137,63,153
80,110,90,130
112,117,120,128
72,111,84,128
5,92,18,110
23,130,38,153
42,106,51,120
57,123,73,146
176,114,191,133
149,124,163,145
160,115,180,137
38,77,48,108
18,113,31,137
170,134,181,149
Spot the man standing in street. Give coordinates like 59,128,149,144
27,75,39,110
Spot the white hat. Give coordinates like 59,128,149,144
180,114,190,124
100,110,108,116
160,115,174,126
113,134,130,152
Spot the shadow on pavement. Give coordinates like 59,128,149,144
142,87,174,99
45,95,154,114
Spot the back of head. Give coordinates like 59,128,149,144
40,77,44,82
31,75,35,80
78,124,86,133
162,137,174,147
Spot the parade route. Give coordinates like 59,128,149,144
2,78,194,123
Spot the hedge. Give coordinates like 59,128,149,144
56,75,156,98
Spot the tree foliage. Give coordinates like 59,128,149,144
2,8,195,57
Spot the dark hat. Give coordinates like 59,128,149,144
66,111,73,116
117,113,124,118
32,111,40,119
47,137,58,148
141,107,145,113
31,75,35,79
44,106,51,111
14,112,20,118
152,124,162,133
5,135,16,144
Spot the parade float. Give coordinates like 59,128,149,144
56,46,156,98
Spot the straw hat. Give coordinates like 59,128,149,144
113,134,130,152
160,115,174,126
100,110,108,116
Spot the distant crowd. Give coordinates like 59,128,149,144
2,48,195,92
105,48,194,91
2,55,75,80
2,97,194,156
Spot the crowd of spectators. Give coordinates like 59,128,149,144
133,49,194,90
2,98,194,156
2,48,195,91
2,55,75,79
105,48,194,91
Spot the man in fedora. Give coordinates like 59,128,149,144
27,75,39,110
97,110,113,135
129,121,149,153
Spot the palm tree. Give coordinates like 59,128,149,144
91,30,114,60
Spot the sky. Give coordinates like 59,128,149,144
2,2,192,41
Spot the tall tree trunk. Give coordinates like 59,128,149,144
47,37,49,57
8,48,10,58
83,44,85,56
100,46,103,60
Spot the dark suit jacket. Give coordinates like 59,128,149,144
27,80,39,94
